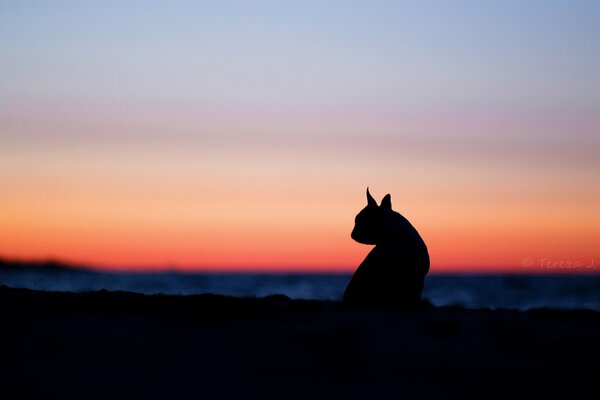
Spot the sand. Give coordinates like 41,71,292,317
1,285,598,399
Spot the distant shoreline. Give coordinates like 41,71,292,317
2,256,599,276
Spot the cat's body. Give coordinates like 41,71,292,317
343,189,429,307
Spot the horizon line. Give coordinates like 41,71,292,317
1,256,597,275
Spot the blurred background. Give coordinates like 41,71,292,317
1,1,599,273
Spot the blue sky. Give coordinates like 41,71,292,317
2,1,599,110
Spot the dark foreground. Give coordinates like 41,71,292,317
1,286,599,399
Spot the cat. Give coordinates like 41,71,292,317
343,188,430,307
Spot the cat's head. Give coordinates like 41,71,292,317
351,188,392,245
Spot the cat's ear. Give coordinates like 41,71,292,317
366,187,377,207
381,194,392,210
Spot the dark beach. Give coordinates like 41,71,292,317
1,285,598,399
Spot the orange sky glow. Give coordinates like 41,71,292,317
2,2,599,273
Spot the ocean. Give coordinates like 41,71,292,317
1,268,599,311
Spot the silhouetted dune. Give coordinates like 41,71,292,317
1,285,598,399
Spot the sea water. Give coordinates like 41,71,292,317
1,269,599,311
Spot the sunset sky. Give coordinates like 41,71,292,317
1,1,599,273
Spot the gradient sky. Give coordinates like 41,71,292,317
1,1,599,272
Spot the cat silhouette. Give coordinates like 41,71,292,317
343,188,430,307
